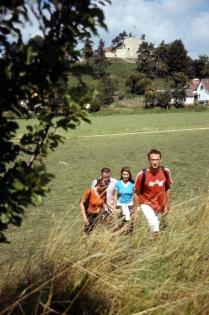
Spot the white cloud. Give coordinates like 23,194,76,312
96,0,209,58
190,12,209,40
185,12,209,57
13,0,209,58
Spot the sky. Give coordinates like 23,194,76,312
96,0,209,58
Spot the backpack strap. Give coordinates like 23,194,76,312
161,166,170,191
140,166,170,193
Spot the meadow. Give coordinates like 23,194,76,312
1,110,209,314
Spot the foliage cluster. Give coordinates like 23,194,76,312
0,0,110,241
125,72,152,95
144,90,172,108
136,37,209,80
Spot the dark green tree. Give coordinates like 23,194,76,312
111,30,128,49
0,0,110,241
144,90,172,108
202,64,209,77
137,41,156,78
171,72,187,106
155,41,169,78
156,90,172,108
92,39,109,78
141,34,146,41
126,73,152,95
167,39,188,75
192,58,204,78
83,37,94,67
97,75,118,106
186,55,195,79
193,55,209,78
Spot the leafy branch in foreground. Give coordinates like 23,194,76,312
0,0,111,241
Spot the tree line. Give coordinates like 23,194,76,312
82,33,209,108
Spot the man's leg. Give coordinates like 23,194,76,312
160,214,167,230
140,204,160,233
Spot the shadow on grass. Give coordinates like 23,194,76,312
0,261,110,315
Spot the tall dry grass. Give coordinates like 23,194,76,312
1,194,209,314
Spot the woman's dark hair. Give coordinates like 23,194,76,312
96,178,110,187
120,167,134,183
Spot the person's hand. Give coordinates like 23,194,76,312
163,207,169,216
106,203,113,212
112,205,116,212
83,216,89,225
132,211,139,223
133,205,140,213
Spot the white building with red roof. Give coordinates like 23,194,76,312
197,78,209,103
184,78,200,105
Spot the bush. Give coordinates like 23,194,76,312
126,72,152,95
97,75,118,106
117,91,126,100
156,90,172,108
144,91,156,108
89,98,101,112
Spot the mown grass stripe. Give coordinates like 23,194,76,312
12,126,209,141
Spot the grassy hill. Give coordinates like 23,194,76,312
69,59,172,103
107,60,171,91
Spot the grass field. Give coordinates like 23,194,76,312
1,110,209,314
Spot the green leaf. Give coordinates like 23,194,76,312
31,193,43,207
0,213,10,224
12,179,25,190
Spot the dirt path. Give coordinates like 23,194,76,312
13,126,209,141
70,126,209,138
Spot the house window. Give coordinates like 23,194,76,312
200,86,203,90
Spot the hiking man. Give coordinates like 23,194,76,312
134,149,172,235
92,167,117,209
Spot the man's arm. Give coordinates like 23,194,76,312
163,188,171,216
80,190,91,225
80,200,89,225
133,172,142,211
163,168,172,216
113,189,118,212
133,192,140,211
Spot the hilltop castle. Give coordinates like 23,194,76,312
105,36,142,60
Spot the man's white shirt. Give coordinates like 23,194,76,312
91,177,117,205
